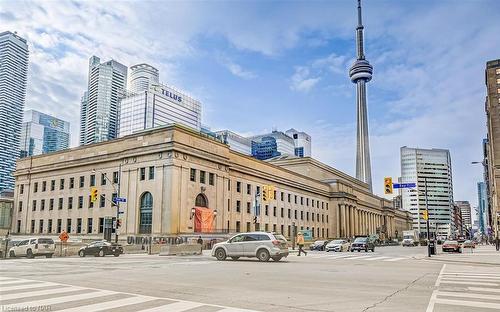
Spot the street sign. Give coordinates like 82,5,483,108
393,183,416,189
118,210,125,215
59,231,69,242
114,197,127,203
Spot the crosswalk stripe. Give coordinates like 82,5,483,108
217,308,261,312
440,280,498,286
0,279,32,285
137,301,204,312
1,290,114,310
58,295,156,312
363,257,389,261
0,282,56,291
346,256,372,260
444,272,500,276
469,287,500,293
0,276,16,281
437,291,500,300
441,275,500,280
434,298,500,309
0,286,85,300
383,257,405,262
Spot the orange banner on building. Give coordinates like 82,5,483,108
194,207,214,233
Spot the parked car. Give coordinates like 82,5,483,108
211,232,289,262
350,237,375,252
461,240,476,249
78,241,123,257
309,240,329,251
9,238,55,258
442,240,462,253
325,239,350,252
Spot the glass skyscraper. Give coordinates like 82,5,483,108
477,182,489,234
19,110,70,157
79,56,127,145
0,31,29,192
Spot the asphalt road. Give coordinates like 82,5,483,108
1,245,498,312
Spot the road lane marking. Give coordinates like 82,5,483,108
440,280,498,286
0,286,85,300
137,301,204,312
468,287,500,293
346,256,372,260
434,298,500,309
58,295,156,312
0,282,56,291
1,290,114,310
383,257,405,262
364,257,390,261
437,291,500,300
441,275,500,280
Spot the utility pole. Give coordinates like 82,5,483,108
115,163,122,244
424,177,431,257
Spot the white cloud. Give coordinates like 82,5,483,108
290,66,321,92
217,56,256,79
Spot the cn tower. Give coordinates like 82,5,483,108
349,0,373,191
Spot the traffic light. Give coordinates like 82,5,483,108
384,177,393,194
116,219,122,228
268,185,275,200
90,187,98,202
422,210,429,220
262,185,269,202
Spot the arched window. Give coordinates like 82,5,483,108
195,193,208,207
139,192,153,234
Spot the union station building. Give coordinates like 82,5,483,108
12,125,411,240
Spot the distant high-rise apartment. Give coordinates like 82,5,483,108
285,128,311,157
455,201,472,228
79,91,88,145
400,147,454,238
477,182,489,235
0,31,29,192
79,56,127,145
250,131,295,161
128,63,159,93
19,110,70,157
485,59,500,239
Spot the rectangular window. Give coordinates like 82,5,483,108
209,173,214,186
69,177,74,189
149,166,155,180
288,194,291,203
288,209,291,218
99,218,104,233
190,169,196,182
265,205,269,216
228,179,231,191
139,168,145,181
51,180,55,191
265,224,269,232
42,181,46,191
90,174,95,186
67,219,72,233
326,203,329,210
57,219,62,233
294,210,297,219
312,200,315,208
273,224,277,232
68,197,73,209
280,224,284,235
301,211,304,220
79,176,85,188
236,200,241,212
113,171,119,184
16,220,21,233
307,212,309,221
60,178,64,190
227,199,230,212
246,222,251,232
273,190,277,199
322,202,324,209
317,200,320,207
48,219,52,233
307,198,309,206
34,182,38,193
31,220,35,233
57,198,63,210
18,201,23,211
256,186,260,195
236,221,241,232
294,195,297,204
247,202,251,213
20,184,24,194
247,184,251,195
77,218,82,233
32,200,36,211
273,206,277,217
200,171,206,184
237,182,241,192
89,196,94,208
280,192,284,201
326,215,329,223
78,196,83,209
49,199,54,210
281,208,284,217
101,173,107,185
87,218,93,233
39,220,43,233
288,225,291,237
100,194,106,208
301,197,303,205
41,199,45,211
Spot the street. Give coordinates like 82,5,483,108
1,245,499,312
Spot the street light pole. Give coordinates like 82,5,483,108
424,177,431,258
115,163,121,244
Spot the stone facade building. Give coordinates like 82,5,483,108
12,125,411,240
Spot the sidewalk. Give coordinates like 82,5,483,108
423,245,500,266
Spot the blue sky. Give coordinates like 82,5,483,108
2,0,500,209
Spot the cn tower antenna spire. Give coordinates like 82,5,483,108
349,0,373,191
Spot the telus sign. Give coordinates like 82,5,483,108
160,88,182,103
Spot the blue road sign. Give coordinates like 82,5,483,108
393,183,416,189
114,197,127,203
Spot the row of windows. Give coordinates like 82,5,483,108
18,193,117,212
231,200,328,223
189,169,215,186
232,221,328,238
18,217,113,235
19,172,120,194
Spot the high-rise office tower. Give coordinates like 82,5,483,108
455,201,472,227
79,91,88,146
0,31,29,192
349,0,374,191
485,59,500,239
285,128,311,157
129,63,159,93
19,110,70,157
477,182,489,235
250,131,295,161
79,56,127,145
400,147,454,238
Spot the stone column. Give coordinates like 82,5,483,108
341,204,346,238
337,204,341,238
350,206,355,237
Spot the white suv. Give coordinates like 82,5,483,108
9,238,56,258
211,232,289,262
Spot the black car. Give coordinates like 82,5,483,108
350,237,375,252
78,241,123,257
309,240,329,251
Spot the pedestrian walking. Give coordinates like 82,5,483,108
197,236,203,254
495,237,500,251
296,232,307,256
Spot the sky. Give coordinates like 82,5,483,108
2,0,499,210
